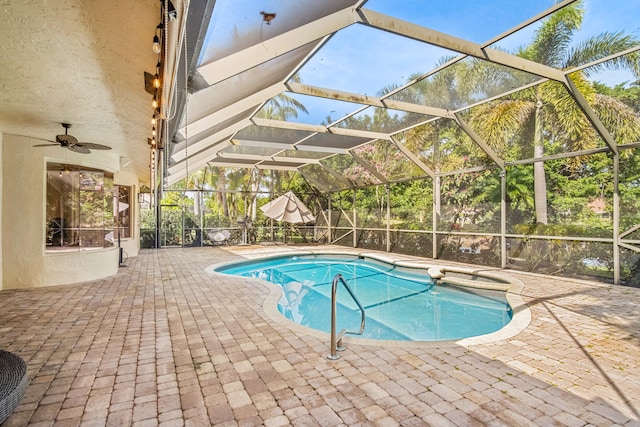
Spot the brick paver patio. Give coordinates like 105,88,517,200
0,246,639,426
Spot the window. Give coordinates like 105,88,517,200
45,163,130,250
115,185,132,239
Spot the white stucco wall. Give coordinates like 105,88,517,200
0,132,3,286
1,134,124,289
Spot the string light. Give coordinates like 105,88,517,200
152,24,162,54
153,61,161,88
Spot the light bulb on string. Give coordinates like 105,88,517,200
152,127,156,137
153,61,161,88
152,23,162,54
152,35,161,54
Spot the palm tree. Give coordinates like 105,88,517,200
469,0,640,224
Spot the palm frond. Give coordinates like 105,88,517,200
468,99,534,149
528,0,584,66
593,93,640,144
565,32,640,75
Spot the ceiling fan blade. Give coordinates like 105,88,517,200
33,143,60,148
30,136,57,143
14,134,57,145
78,142,112,150
67,145,91,154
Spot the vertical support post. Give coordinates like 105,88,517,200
433,176,440,259
501,169,507,268
328,193,332,243
613,153,620,285
270,218,274,242
200,190,204,247
155,148,163,249
353,189,357,248
181,207,185,248
386,184,391,252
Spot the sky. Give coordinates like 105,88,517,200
201,0,640,125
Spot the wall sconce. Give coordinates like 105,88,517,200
120,157,131,168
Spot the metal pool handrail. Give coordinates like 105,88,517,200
327,273,366,360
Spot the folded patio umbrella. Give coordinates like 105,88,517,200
260,191,315,224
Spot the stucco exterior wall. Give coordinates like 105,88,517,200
0,133,3,287
1,134,123,289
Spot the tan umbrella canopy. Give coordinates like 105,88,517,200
260,191,315,224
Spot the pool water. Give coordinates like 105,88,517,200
216,254,512,341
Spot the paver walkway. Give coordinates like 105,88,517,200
0,246,639,426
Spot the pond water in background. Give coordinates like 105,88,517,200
216,254,512,341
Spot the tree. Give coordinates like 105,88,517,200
469,0,640,224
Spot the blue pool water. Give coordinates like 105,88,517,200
216,254,512,341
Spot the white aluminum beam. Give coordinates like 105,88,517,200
165,159,208,186
168,140,231,175
564,76,618,154
255,164,300,171
218,152,322,165
453,113,505,168
382,99,454,118
171,120,249,163
287,82,455,118
231,139,295,150
177,83,285,138
329,126,389,141
481,0,577,48
389,136,435,179
359,8,566,82
252,117,390,141
290,145,348,155
349,151,389,184
252,117,326,133
298,170,329,193
287,82,384,107
198,7,359,85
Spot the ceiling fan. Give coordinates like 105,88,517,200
31,123,112,154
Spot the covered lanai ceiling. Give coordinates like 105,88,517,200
0,0,163,180
164,0,640,191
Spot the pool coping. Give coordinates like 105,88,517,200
206,248,531,350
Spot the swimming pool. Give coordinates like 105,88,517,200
215,254,513,341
